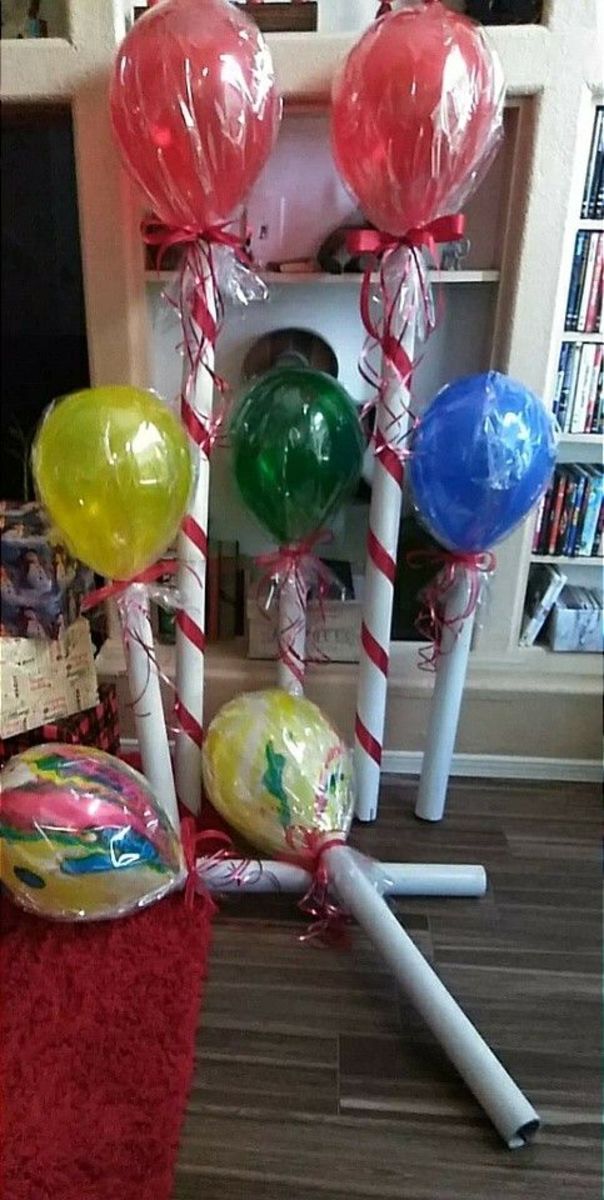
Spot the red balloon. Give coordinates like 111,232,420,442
331,1,503,236
110,0,282,229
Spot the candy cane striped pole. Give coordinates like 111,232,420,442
354,253,416,822
174,245,216,814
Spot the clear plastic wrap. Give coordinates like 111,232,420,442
202,689,354,857
331,0,504,236
408,371,557,552
110,0,281,232
0,745,185,921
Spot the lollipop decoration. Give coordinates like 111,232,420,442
111,0,282,812
331,0,504,821
32,385,193,828
202,689,540,1147
408,371,556,822
230,366,364,694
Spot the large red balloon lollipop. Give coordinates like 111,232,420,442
331,0,503,236
110,0,282,229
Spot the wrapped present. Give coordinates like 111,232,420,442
0,683,120,767
0,617,98,739
0,501,94,640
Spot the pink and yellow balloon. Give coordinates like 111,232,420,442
0,745,185,920
32,386,192,580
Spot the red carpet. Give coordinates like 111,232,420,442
0,891,212,1200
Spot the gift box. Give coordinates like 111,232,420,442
0,617,99,739
544,586,603,653
0,683,120,767
1,501,95,639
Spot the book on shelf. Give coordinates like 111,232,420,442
218,540,238,640
519,564,567,647
581,106,603,221
552,340,604,432
534,464,603,558
564,231,602,333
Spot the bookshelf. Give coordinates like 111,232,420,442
523,101,603,592
2,0,602,768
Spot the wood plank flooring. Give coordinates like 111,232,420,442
173,778,602,1200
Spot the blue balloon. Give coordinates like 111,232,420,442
408,371,556,553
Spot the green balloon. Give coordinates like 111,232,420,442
231,367,364,544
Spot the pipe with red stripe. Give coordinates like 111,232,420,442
174,246,216,814
353,244,420,821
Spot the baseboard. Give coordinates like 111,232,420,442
120,738,601,784
381,751,602,783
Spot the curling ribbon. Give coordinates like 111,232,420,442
407,548,496,670
181,817,234,913
80,559,177,612
282,829,351,948
142,214,251,401
346,214,465,405
255,529,338,684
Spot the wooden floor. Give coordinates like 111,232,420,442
173,778,602,1200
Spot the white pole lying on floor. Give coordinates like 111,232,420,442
195,859,487,898
415,565,477,823
118,586,179,832
324,843,540,1149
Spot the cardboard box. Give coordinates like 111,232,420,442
1,501,94,639
0,683,119,766
247,599,362,663
545,586,603,653
0,618,98,738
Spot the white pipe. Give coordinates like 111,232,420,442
277,571,306,696
324,843,540,1148
175,246,215,814
118,585,179,831
416,566,476,823
354,247,416,822
195,859,487,897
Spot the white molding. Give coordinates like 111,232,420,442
381,751,602,783
119,737,601,784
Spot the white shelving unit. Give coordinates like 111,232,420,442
2,0,602,770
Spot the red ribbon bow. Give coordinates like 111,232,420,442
255,529,338,684
281,828,351,948
346,214,466,408
142,214,250,404
80,559,178,614
181,816,240,913
407,548,496,670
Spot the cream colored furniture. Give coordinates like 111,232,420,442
2,0,601,774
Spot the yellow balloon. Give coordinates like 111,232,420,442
32,386,192,579
202,689,354,857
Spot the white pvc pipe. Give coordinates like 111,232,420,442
195,859,487,897
324,843,540,1148
118,585,179,831
354,248,416,823
175,247,215,814
277,571,306,696
415,566,476,823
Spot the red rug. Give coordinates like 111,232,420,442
0,891,212,1200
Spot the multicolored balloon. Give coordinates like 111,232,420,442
331,1,503,235
202,689,354,857
230,367,364,544
0,745,185,920
32,386,193,580
408,371,557,552
110,0,281,229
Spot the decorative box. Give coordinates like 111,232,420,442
0,683,119,768
544,586,603,653
247,599,362,663
0,617,98,739
0,501,94,639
